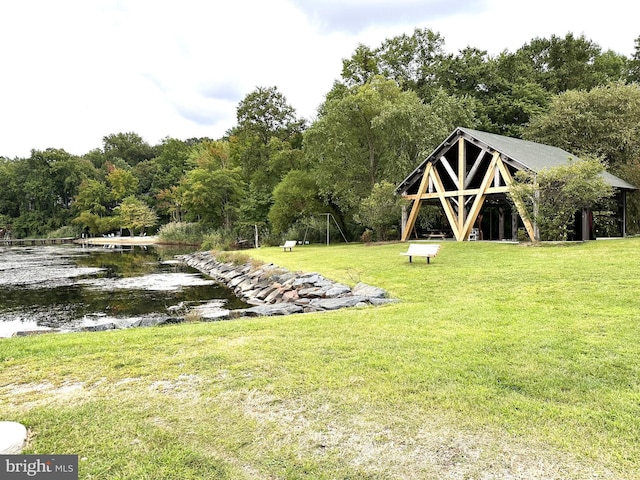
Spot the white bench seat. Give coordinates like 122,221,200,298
280,240,297,252
400,243,440,264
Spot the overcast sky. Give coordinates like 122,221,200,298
1,0,638,158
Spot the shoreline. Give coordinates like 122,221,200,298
75,235,160,246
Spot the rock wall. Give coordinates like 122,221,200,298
179,251,397,318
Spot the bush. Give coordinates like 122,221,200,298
360,229,374,243
157,222,205,245
211,250,264,268
47,225,81,238
201,229,236,251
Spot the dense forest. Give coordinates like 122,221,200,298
3,30,640,245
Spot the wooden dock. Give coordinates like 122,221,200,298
2,237,76,246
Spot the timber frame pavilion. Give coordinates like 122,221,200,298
396,127,636,242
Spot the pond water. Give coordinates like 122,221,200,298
0,244,248,338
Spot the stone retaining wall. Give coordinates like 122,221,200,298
179,251,397,318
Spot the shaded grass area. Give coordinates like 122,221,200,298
2,239,640,478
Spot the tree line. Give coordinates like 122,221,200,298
3,30,640,244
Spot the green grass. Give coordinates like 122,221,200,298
2,239,640,478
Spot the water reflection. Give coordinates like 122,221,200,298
0,244,247,337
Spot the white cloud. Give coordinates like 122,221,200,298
0,0,638,158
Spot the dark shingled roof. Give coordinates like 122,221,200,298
397,127,637,193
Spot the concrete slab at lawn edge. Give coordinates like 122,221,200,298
0,421,28,453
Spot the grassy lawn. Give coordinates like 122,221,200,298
2,239,640,478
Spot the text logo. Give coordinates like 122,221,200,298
0,455,78,479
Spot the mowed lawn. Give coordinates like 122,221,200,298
2,239,640,479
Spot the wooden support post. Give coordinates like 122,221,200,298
460,153,499,240
458,138,466,238
401,163,432,241
431,167,461,240
496,156,537,241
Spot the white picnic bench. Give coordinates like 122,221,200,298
400,243,441,264
280,240,297,252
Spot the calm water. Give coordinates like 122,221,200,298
0,244,247,337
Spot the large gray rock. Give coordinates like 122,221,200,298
309,296,368,310
293,273,324,287
238,303,304,317
324,284,351,298
132,316,171,328
81,322,116,332
352,282,387,299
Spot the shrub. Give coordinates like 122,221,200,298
201,229,239,251
211,250,263,268
47,225,81,238
360,229,374,243
157,222,205,245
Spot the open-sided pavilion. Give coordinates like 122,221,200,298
396,127,636,242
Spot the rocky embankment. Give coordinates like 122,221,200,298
9,251,396,337
179,250,397,319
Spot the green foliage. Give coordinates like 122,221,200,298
268,170,325,234
107,167,139,203
113,196,158,236
179,166,245,229
102,132,156,167
47,225,80,238
525,82,640,168
354,181,406,241
305,76,474,219
513,33,627,93
231,86,305,145
1,31,639,241
157,222,205,245
74,179,110,217
525,82,640,232
200,229,243,251
73,211,105,236
510,158,614,240
228,86,305,186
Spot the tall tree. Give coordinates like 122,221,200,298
114,196,158,236
12,149,92,235
102,132,156,167
107,167,139,203
341,28,446,98
230,86,305,147
268,170,325,234
513,33,627,93
179,166,245,229
525,82,640,169
228,86,306,224
304,76,476,221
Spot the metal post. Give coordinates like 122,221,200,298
326,213,330,246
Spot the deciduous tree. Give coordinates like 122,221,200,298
509,158,613,241
114,196,158,236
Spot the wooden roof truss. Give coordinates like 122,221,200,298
401,136,536,241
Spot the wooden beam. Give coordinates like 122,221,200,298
401,163,433,241
439,156,459,189
430,167,462,240
461,152,499,240
464,148,487,188
457,138,466,236
496,157,537,241
404,185,510,201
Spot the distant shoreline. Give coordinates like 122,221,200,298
75,235,160,246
